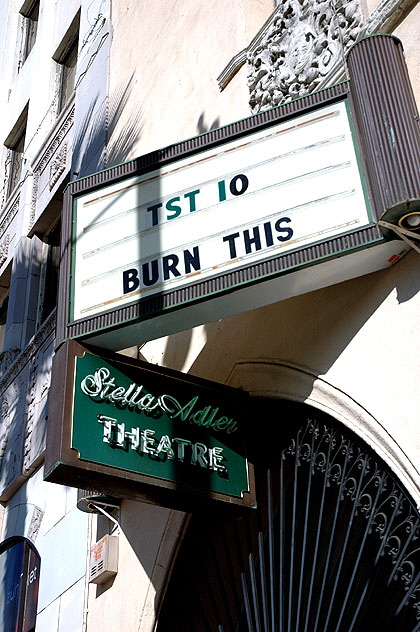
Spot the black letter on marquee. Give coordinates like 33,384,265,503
163,255,181,280
275,217,293,242
263,221,274,247
123,268,140,294
229,174,249,196
184,246,201,273
244,226,262,254
223,233,240,259
142,260,159,286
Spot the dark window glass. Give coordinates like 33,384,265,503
58,38,78,112
8,131,25,195
21,1,39,65
38,222,60,324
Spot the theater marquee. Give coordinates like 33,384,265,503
57,36,419,350
71,100,368,321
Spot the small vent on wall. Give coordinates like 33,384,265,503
89,534,118,584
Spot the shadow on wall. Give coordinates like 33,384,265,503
196,113,220,135
133,111,222,373
72,73,144,178
159,249,420,395
106,75,144,168
394,250,420,303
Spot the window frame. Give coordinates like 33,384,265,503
35,219,61,329
19,0,40,69
3,104,28,200
53,12,80,115
0,262,12,354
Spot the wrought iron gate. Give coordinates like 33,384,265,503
157,402,420,631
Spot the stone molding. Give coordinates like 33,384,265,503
226,359,420,508
0,314,55,499
363,0,420,34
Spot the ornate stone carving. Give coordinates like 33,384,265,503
0,348,21,382
49,141,67,190
23,354,38,472
0,399,10,460
247,0,363,113
0,233,10,269
0,150,12,210
0,193,20,243
27,505,44,542
40,373,51,400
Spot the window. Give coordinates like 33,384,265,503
4,104,28,199
58,37,78,112
0,296,9,352
19,0,39,68
36,219,60,327
7,131,25,196
53,13,80,114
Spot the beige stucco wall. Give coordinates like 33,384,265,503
86,502,187,632
395,2,420,103
107,0,274,162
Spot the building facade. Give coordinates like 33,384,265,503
0,1,420,630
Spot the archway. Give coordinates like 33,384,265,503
156,399,420,631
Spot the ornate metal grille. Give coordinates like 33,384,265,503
157,403,420,631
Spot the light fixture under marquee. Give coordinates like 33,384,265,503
379,199,420,255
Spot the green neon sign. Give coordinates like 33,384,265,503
72,353,250,499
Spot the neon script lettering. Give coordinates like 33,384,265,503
80,367,238,434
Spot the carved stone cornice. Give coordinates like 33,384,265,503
0,398,10,460
0,348,21,383
23,353,38,472
247,0,363,113
217,49,248,91
49,141,67,190
218,0,419,113
0,192,20,243
0,234,10,269
31,100,75,177
29,100,75,230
